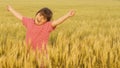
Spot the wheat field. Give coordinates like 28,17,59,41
0,0,120,68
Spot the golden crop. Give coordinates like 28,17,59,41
0,0,120,68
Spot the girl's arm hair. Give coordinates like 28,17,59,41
52,10,75,27
7,5,23,20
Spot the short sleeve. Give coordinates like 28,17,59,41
22,17,31,28
47,22,56,32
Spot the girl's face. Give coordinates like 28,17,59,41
35,13,47,25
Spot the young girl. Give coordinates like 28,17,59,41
7,5,75,51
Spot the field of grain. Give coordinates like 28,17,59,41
0,0,120,68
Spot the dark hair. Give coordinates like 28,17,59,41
36,7,53,21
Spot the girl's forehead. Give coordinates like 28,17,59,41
37,13,41,15
38,13,44,16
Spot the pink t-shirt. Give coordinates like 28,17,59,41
22,17,55,50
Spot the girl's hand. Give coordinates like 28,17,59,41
6,5,23,20
67,10,75,17
7,5,12,11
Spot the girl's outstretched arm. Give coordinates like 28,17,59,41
52,10,75,27
7,5,23,20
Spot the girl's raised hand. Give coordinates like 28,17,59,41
7,5,12,11
67,10,75,17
